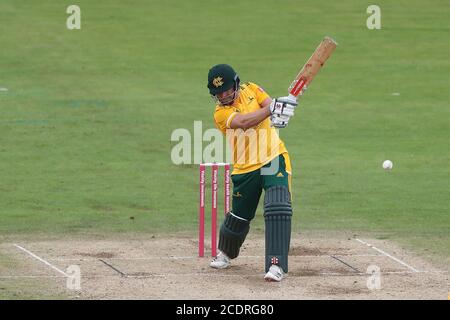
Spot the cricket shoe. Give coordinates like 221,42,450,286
264,265,285,282
210,251,231,269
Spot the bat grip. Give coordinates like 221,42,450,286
289,77,307,97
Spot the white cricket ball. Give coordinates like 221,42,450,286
382,160,393,170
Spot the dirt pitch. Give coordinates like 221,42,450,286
0,233,448,299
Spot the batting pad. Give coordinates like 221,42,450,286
264,185,292,272
218,212,250,259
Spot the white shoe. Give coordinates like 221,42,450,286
210,251,231,269
264,265,285,282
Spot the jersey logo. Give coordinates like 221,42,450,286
276,172,284,178
233,192,243,198
213,77,224,88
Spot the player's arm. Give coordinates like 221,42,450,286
229,105,271,130
229,83,272,129
260,97,272,108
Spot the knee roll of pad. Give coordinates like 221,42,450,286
218,212,250,259
264,185,292,272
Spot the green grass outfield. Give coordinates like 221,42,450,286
0,1,449,260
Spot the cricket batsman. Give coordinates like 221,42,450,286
207,64,297,281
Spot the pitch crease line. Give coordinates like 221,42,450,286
1,270,443,280
48,254,380,262
354,238,420,273
13,244,68,277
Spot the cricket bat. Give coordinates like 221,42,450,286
288,36,337,100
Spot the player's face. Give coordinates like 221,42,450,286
217,87,239,105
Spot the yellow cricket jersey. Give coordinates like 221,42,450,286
213,82,291,175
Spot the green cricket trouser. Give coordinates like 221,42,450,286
231,154,291,221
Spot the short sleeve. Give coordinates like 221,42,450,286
214,107,239,133
247,82,270,105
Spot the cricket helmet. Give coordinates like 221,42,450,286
207,64,240,105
